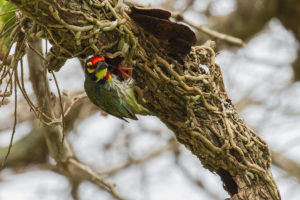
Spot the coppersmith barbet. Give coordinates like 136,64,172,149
84,56,152,121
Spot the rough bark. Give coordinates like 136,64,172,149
9,0,281,199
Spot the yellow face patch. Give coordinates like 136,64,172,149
86,62,95,73
96,68,108,82
87,68,94,73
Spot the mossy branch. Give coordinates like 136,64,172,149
8,0,281,199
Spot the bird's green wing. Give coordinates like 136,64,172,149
104,86,138,120
84,79,138,121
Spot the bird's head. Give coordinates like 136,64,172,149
85,56,111,83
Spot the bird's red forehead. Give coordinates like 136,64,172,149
90,56,105,65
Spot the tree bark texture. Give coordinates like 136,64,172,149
9,0,281,199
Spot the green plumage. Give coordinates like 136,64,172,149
84,73,152,121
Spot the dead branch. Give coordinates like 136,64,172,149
100,138,179,176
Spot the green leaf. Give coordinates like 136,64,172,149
0,0,16,53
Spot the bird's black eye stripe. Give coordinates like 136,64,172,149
95,61,109,70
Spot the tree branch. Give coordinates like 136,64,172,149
9,1,281,199
207,0,278,41
0,121,48,167
26,37,123,199
271,150,300,183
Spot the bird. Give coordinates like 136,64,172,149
84,56,152,121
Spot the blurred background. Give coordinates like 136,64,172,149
1,0,300,199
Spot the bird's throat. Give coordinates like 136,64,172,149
105,73,111,82
95,68,108,82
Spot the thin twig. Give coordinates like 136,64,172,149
50,71,65,153
176,14,246,46
0,15,16,35
1,67,14,101
17,43,68,126
17,53,55,125
0,22,19,38
45,39,48,55
20,58,25,88
0,30,18,83
100,139,178,175
0,9,19,16
1,62,18,170
197,24,246,46
26,42,48,62
68,158,123,200
63,93,87,117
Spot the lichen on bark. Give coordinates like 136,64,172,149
8,0,281,199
